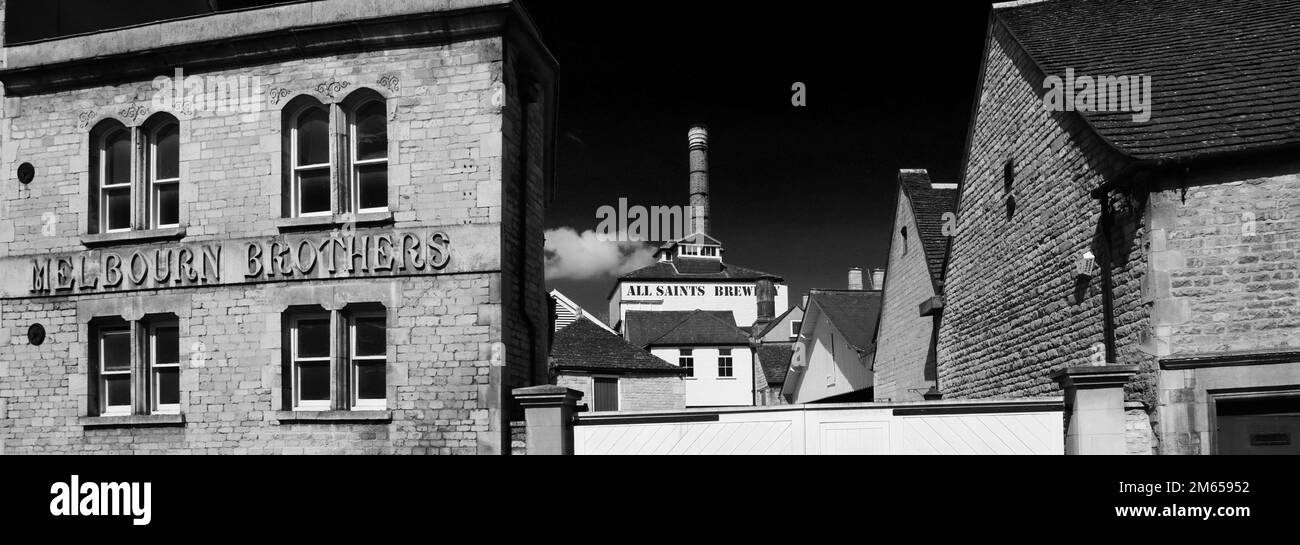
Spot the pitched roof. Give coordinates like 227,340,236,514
624,310,750,347
809,290,883,353
993,0,1300,160
899,170,958,285
620,259,783,282
549,318,687,374
756,343,793,385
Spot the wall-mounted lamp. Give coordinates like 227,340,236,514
1076,251,1098,279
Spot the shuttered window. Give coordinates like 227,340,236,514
593,377,619,412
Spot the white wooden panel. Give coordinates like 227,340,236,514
575,401,1063,455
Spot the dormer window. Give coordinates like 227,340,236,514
678,244,721,259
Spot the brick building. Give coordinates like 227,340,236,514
938,0,1300,454
0,0,558,454
783,285,882,404
872,170,956,402
550,318,686,412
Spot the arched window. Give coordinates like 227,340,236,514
346,92,388,213
91,120,132,233
290,102,331,217
281,90,389,218
144,114,181,228
89,115,186,235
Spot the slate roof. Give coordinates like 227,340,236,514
756,305,800,338
624,310,750,348
899,170,958,285
620,258,783,282
549,318,687,374
756,343,793,385
809,290,883,353
994,0,1300,160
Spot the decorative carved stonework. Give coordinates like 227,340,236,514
267,87,291,106
76,110,97,129
119,104,150,123
378,74,401,93
315,80,351,99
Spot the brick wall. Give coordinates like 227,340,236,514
499,41,552,424
554,373,685,412
1125,402,1155,455
874,190,939,402
1147,164,1300,357
937,20,1153,406
0,29,552,453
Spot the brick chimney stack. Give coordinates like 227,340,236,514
848,268,864,291
688,125,710,235
870,268,886,291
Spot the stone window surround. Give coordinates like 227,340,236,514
73,84,403,247
281,303,389,415
78,307,187,429
279,87,396,223
82,112,187,247
71,282,405,429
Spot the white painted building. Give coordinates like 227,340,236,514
626,310,754,407
784,289,882,404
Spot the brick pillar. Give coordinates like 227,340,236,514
1051,364,1138,455
512,385,582,455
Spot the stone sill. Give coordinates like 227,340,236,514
275,211,394,232
276,410,392,423
81,227,187,248
80,414,185,428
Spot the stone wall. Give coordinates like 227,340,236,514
0,21,552,453
555,373,685,412
936,20,1153,404
874,190,939,402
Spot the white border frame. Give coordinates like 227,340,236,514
348,310,388,411
290,313,332,410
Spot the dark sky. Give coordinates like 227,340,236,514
6,0,998,316
525,0,997,313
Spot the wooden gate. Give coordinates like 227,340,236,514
573,399,1064,455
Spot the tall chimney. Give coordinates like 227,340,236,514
755,278,776,322
688,125,710,235
870,268,886,291
848,268,864,291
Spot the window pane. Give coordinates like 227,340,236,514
355,361,385,400
105,130,131,185
297,362,330,402
105,375,131,408
155,124,179,180
156,368,179,406
102,330,130,371
355,163,387,210
154,325,179,364
296,107,329,166
297,169,330,215
354,316,385,357
296,318,330,358
156,183,179,226
106,187,131,230
354,101,387,161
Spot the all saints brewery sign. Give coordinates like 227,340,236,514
27,230,451,295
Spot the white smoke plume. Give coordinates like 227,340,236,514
544,227,657,281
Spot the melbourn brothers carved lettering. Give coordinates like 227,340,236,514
32,246,220,294
244,231,450,280
29,231,451,295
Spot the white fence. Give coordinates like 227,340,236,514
574,398,1064,455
